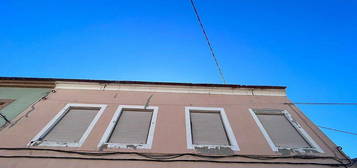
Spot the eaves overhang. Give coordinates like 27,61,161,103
0,77,286,90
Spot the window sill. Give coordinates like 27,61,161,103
29,140,81,147
190,144,239,151
275,146,324,154
102,143,152,149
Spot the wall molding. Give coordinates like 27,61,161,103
55,82,286,96
0,80,55,88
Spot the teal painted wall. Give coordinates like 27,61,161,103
0,87,51,127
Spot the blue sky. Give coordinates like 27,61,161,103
0,0,356,157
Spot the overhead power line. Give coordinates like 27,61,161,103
318,126,357,136
286,102,357,106
189,0,226,84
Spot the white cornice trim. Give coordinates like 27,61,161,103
55,82,286,96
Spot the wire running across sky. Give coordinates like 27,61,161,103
287,102,357,136
287,102,357,106
318,126,357,136
189,0,226,84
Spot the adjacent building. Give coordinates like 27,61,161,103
0,78,54,128
0,77,352,168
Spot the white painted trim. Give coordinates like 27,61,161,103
98,105,158,149
249,109,323,153
185,106,240,151
282,110,324,153
249,109,278,152
55,82,286,96
29,103,107,147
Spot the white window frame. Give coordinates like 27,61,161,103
249,109,323,153
98,105,159,149
185,107,240,151
29,103,107,147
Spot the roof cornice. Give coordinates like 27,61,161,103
0,77,286,90
0,78,55,88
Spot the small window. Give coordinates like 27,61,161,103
249,109,323,152
98,105,158,149
185,107,239,151
30,104,106,147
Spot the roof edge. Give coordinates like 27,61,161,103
0,77,286,90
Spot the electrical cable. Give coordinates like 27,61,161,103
32,96,357,135
336,146,354,167
285,102,357,106
318,126,357,136
7,96,355,137
10,97,356,137
0,147,348,162
287,104,352,168
36,97,357,107
0,155,348,167
8,90,54,128
189,0,226,84
285,102,357,136
1,97,353,166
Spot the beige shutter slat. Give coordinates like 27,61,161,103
108,110,152,144
257,114,311,148
43,108,99,143
190,112,229,145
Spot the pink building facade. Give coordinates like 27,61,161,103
0,78,351,168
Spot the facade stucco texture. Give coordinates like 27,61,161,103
0,89,345,168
